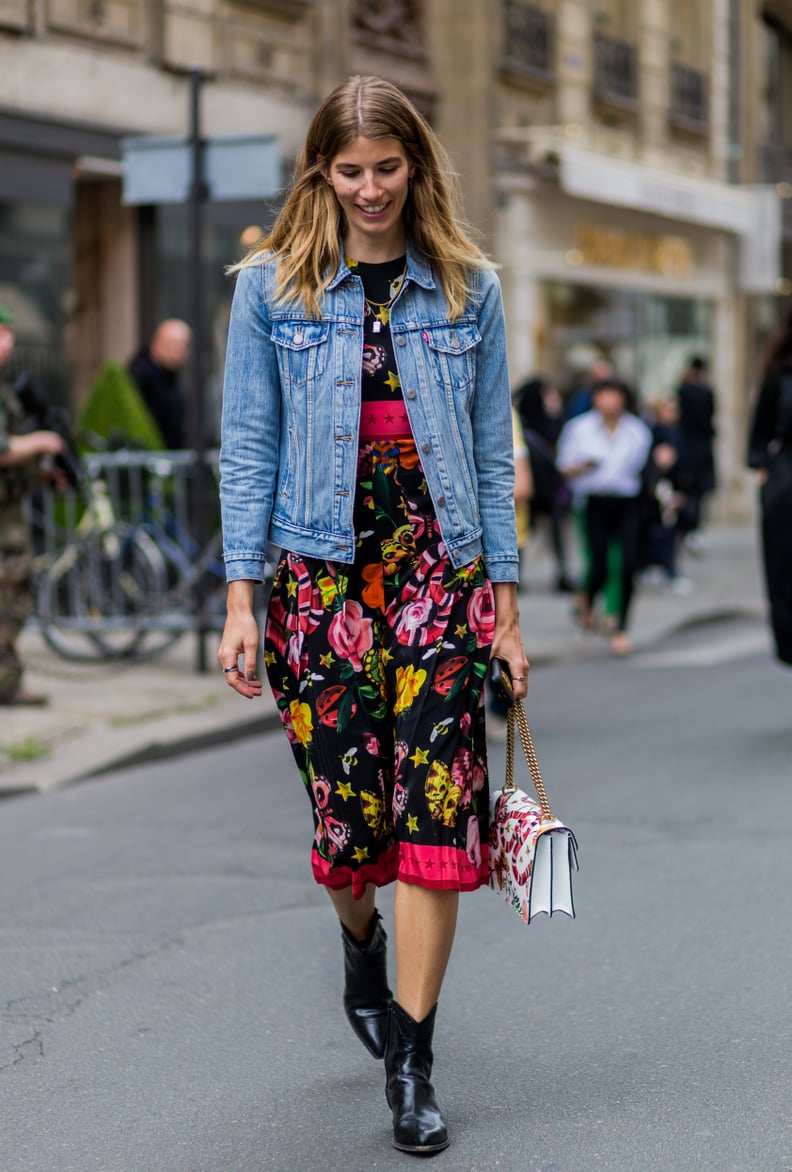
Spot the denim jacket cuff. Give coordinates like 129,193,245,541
224,554,270,583
483,556,520,583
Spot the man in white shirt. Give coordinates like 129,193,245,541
557,378,652,655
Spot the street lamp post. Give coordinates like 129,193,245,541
188,67,211,673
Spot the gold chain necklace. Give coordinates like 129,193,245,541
364,265,407,334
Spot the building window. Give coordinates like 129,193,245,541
758,18,792,182
592,32,637,110
501,1,555,82
668,0,709,137
669,62,708,135
351,0,425,57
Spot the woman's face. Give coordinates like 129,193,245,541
324,136,414,260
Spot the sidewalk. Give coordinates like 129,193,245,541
0,523,765,796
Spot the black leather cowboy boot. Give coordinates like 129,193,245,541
341,910,392,1059
384,1000,449,1154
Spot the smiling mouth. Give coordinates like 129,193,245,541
358,203,389,215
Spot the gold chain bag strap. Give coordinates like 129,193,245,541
488,699,579,924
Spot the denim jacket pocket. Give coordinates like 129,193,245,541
271,320,330,386
422,324,481,390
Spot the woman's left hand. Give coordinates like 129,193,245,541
490,582,530,700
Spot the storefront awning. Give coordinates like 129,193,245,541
559,145,781,294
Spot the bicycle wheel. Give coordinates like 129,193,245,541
37,524,168,661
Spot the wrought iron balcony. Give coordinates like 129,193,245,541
592,32,638,110
501,0,555,82
669,62,708,134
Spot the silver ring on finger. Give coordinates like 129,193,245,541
222,665,239,674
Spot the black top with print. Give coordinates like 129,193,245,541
348,256,410,436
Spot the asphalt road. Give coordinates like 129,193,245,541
1,618,790,1172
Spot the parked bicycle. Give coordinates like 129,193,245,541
31,448,274,662
32,454,169,661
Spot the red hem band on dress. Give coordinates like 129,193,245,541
397,841,489,891
358,401,413,443
312,843,401,899
311,841,489,897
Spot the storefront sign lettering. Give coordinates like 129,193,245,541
575,224,693,276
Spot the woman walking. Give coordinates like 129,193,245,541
217,75,528,1154
747,307,792,666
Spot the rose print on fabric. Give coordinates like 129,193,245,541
327,600,375,670
466,583,496,647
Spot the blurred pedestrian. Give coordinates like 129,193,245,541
128,319,191,449
217,75,528,1155
513,374,573,591
0,304,65,706
675,355,716,552
557,377,652,655
563,357,614,421
747,307,792,666
640,396,692,593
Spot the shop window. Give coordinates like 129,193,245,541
0,201,72,408
540,282,712,403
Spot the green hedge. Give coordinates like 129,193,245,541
77,361,165,452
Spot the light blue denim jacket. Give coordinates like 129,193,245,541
220,245,518,581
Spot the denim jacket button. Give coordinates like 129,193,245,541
437,496,446,507
421,443,430,454
396,336,406,346
406,389,416,400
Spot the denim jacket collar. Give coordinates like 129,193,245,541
325,240,436,293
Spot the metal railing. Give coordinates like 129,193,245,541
27,449,231,661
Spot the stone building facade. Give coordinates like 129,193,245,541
0,0,789,509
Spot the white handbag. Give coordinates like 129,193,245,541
488,699,579,924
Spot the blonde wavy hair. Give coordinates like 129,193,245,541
234,74,494,320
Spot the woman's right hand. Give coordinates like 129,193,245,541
217,580,263,699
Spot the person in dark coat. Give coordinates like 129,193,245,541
128,319,191,450
747,308,792,666
512,374,573,591
675,355,716,546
